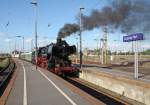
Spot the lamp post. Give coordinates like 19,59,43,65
94,38,99,52
75,37,78,54
31,0,38,70
100,38,104,64
79,6,84,69
16,36,24,53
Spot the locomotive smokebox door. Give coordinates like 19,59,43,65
57,37,61,43
69,45,76,54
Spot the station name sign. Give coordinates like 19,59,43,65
123,33,144,42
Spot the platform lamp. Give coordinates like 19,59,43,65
31,0,38,70
79,6,84,69
16,35,24,53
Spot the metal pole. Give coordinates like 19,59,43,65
101,25,107,64
136,41,139,79
76,37,78,54
35,4,38,70
134,41,136,79
31,0,38,70
97,40,98,53
99,38,102,64
132,41,133,53
15,38,16,51
101,39,104,64
22,37,24,53
134,41,138,79
104,26,107,64
94,38,98,54
79,7,84,69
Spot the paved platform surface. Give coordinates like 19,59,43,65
5,59,104,105
81,65,150,83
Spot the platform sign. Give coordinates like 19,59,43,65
123,33,144,79
123,33,143,42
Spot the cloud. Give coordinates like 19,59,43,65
25,38,33,43
0,32,7,37
4,38,11,42
50,39,56,43
143,44,150,49
93,33,100,38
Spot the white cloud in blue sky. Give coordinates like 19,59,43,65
0,0,149,53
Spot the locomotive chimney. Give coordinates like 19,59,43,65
57,37,62,43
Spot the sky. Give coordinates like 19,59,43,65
0,0,149,53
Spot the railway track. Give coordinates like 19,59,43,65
0,59,15,96
0,59,10,74
65,77,129,105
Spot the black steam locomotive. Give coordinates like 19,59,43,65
33,37,78,77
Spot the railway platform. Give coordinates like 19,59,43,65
4,59,105,105
1,59,150,105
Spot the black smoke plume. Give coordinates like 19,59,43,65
82,0,131,31
120,0,150,33
58,0,150,38
82,0,150,33
58,23,80,38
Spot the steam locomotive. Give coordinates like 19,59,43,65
30,37,79,77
